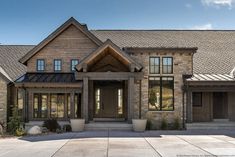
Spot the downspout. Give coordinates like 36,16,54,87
139,80,142,119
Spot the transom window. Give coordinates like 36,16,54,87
148,77,174,111
54,59,62,71
162,57,173,74
37,59,45,71
149,57,160,74
71,59,79,71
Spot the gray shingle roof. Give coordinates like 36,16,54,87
1,30,235,81
0,45,34,81
91,30,235,74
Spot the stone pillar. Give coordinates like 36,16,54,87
186,90,193,123
128,77,134,123
83,77,89,123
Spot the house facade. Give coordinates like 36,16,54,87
1,17,235,129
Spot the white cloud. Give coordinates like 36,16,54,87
201,0,235,9
191,23,213,30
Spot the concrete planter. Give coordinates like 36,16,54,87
132,119,147,132
70,119,85,132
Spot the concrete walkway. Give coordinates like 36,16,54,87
1,130,235,157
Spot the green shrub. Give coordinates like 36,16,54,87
7,106,21,135
63,124,72,132
43,119,60,132
15,127,26,136
172,117,181,130
161,118,168,130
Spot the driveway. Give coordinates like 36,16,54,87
1,130,235,157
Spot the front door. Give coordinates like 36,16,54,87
94,81,124,118
213,92,228,119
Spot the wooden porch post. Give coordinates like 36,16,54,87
186,90,193,123
128,77,134,123
83,77,89,122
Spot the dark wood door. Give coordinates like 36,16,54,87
101,87,118,118
213,92,228,119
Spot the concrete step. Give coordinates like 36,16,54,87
186,121,235,130
85,122,133,131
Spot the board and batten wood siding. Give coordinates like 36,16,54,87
27,25,99,72
0,77,7,124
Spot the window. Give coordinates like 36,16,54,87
51,94,64,118
193,92,202,107
148,77,174,111
95,88,101,114
54,59,62,71
17,90,24,118
71,59,79,71
149,57,160,74
67,94,71,118
74,93,81,118
33,94,48,118
162,57,173,74
118,89,123,115
37,59,45,71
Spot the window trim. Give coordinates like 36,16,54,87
192,92,203,107
149,57,160,74
148,76,174,111
162,57,173,74
36,59,45,72
54,59,62,72
70,59,79,72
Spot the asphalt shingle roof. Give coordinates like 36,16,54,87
0,45,34,81
91,30,235,74
1,30,235,81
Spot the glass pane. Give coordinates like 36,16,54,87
74,94,78,118
67,94,71,118
95,88,101,114
41,94,48,118
50,94,57,118
148,77,161,110
17,91,23,117
33,94,39,118
154,65,159,73
57,94,64,118
118,89,123,115
163,65,168,74
162,77,174,111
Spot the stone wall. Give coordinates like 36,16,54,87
129,49,194,129
0,77,7,127
27,25,98,72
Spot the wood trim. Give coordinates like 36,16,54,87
75,72,144,80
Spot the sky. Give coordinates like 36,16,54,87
0,0,235,44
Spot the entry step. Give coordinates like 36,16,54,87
186,121,235,130
85,122,132,131
93,118,125,122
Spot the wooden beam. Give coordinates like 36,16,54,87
15,82,82,88
83,77,89,122
128,77,134,123
75,72,144,80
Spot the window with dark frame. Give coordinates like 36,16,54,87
148,76,174,111
192,92,202,107
162,57,173,74
71,59,79,71
149,57,160,74
37,59,45,71
54,59,62,71
33,93,48,118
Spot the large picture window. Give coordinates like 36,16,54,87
148,77,174,111
149,57,160,74
162,57,173,74
33,94,48,118
17,90,24,118
51,94,64,118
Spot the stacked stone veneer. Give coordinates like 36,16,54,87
0,77,7,127
129,49,194,128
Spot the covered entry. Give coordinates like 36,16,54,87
75,39,143,122
185,74,235,123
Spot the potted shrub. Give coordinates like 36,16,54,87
132,119,147,132
70,119,85,132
